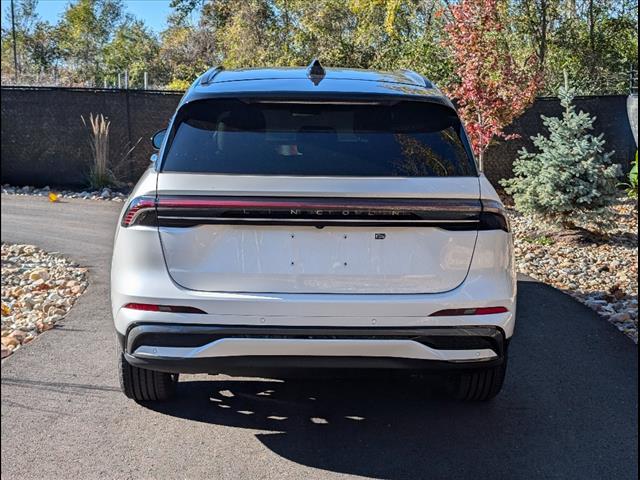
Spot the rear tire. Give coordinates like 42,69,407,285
446,356,507,402
118,351,177,401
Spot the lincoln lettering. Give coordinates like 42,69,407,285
238,208,410,217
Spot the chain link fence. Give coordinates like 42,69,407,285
2,66,639,95
0,70,171,91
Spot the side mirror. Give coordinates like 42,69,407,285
150,153,158,164
151,129,166,149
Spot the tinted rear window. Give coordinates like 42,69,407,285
161,99,477,177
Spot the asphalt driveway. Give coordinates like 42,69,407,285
1,194,637,480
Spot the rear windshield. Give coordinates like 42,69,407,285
161,99,477,177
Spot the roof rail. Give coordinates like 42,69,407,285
199,65,224,86
399,69,433,88
307,58,326,85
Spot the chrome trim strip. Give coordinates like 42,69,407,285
133,338,498,363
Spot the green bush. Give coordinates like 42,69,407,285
501,78,621,229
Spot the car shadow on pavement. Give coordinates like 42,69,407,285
144,281,638,480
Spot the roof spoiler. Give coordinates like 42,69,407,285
200,65,224,86
399,69,433,88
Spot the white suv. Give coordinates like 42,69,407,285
111,61,516,402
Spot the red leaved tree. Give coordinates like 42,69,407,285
443,0,540,170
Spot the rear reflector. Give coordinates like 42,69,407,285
123,303,206,314
429,306,508,316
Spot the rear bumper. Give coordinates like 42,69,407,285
119,323,507,375
111,228,517,338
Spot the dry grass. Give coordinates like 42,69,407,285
81,113,113,189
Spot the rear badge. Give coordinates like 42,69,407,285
374,233,386,240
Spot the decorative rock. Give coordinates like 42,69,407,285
610,312,631,322
1,336,19,349
1,243,88,358
9,330,27,342
29,269,49,282
509,196,638,343
37,321,54,331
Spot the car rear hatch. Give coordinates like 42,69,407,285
153,97,482,294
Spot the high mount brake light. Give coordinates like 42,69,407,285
123,303,206,314
429,306,508,317
121,196,156,227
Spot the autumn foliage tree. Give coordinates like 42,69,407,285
443,0,540,169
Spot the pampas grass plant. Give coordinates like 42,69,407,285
81,113,114,189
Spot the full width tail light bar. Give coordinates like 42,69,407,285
121,195,510,232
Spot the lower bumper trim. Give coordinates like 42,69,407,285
133,338,497,362
121,323,506,375
124,353,506,375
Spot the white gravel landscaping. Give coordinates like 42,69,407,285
509,197,638,343
1,184,128,202
1,243,88,358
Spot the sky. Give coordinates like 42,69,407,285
1,0,175,33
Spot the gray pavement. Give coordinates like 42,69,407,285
1,194,637,480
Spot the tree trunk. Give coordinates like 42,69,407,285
425,0,437,27
477,112,485,171
588,0,595,51
539,0,548,67
283,0,290,60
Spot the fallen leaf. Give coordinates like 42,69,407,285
48,192,59,202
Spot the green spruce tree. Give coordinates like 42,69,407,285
501,74,621,229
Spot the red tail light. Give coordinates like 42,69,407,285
123,303,206,314
121,196,156,227
429,306,508,317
